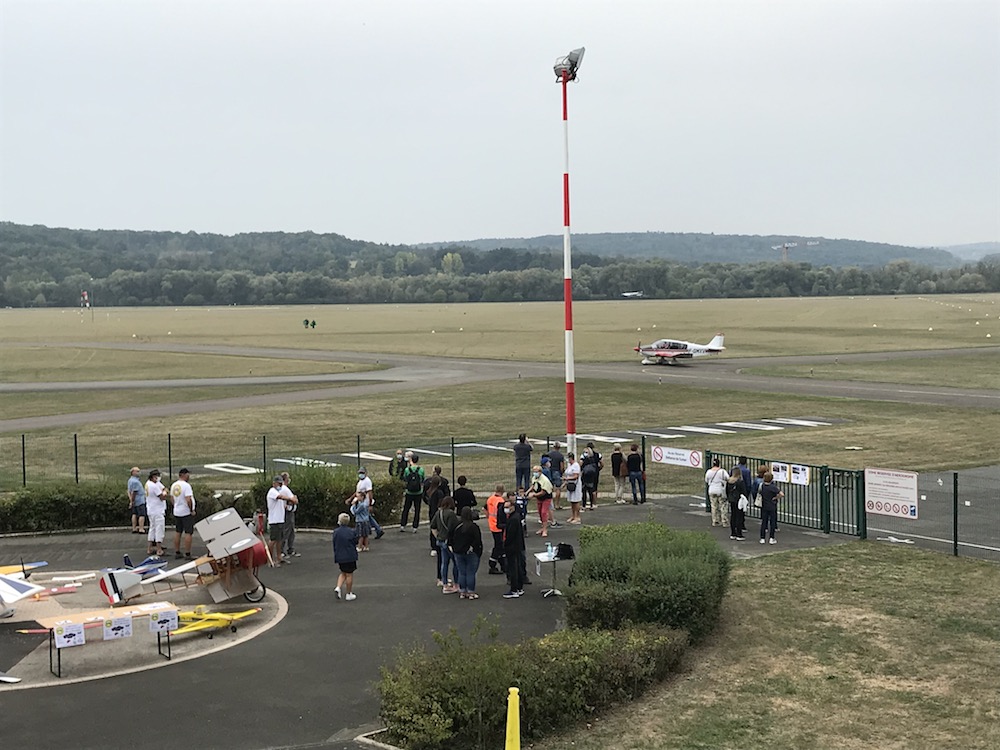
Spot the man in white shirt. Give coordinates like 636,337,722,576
704,458,730,528
170,468,196,560
267,476,296,565
145,469,168,557
279,471,299,560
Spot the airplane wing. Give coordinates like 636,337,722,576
142,557,212,585
0,573,45,603
0,561,48,577
172,607,262,635
196,508,259,558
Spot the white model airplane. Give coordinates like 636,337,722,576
621,291,645,299
635,333,725,365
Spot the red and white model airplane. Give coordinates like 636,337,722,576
635,333,725,365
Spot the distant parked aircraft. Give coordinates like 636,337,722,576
635,333,725,365
621,291,645,299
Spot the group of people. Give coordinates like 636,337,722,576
705,456,785,544
126,466,199,560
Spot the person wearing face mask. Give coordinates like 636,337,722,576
527,464,554,538
388,449,408,480
355,466,384,540
501,493,525,598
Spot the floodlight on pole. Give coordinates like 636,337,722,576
553,46,584,457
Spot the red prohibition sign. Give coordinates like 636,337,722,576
689,452,701,467
651,446,663,462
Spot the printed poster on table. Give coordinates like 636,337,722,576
104,616,133,640
54,622,86,649
149,610,179,634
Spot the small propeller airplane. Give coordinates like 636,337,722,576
621,290,645,299
98,507,268,606
635,333,726,365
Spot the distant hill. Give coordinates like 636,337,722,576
416,232,959,268
940,241,1000,262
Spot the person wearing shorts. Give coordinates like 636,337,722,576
127,466,147,534
170,468,196,559
332,512,359,601
266,476,293,565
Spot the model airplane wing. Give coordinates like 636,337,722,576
196,508,259,558
172,606,262,635
0,573,46,603
142,557,212,585
0,561,48,577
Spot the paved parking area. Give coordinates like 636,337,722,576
0,498,851,750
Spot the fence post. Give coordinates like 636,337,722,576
820,465,830,534
357,435,361,471
74,433,79,484
451,437,456,486
21,434,26,487
703,448,712,514
640,435,647,502
953,471,959,557
168,433,173,478
855,470,867,539
262,435,267,477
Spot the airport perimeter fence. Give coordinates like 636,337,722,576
698,452,1000,563
3,433,996,562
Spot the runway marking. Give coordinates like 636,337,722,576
717,421,784,431
633,431,688,440
672,425,737,435
762,418,833,427
454,443,512,452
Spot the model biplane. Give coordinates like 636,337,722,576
98,507,268,606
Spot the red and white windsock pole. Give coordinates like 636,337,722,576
553,47,584,457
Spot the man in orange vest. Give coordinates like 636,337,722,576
485,483,506,574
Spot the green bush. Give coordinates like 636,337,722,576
0,480,218,533
565,522,730,643
378,618,687,750
246,465,403,528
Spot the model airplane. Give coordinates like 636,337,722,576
98,507,268,606
621,290,645,299
0,561,48,578
0,573,46,603
101,554,169,579
635,333,725,365
171,606,262,637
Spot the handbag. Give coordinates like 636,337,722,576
565,481,577,492
738,495,749,512
753,492,762,508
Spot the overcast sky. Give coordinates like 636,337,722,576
1,0,997,248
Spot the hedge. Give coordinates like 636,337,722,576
378,620,687,750
565,522,730,642
0,467,404,534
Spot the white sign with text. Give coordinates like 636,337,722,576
864,468,918,519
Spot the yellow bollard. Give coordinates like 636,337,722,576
505,686,521,750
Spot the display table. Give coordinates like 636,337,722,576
36,601,178,677
533,551,563,598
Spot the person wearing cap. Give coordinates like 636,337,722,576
170,468,196,560
279,471,299,559
266,475,296,564
127,466,147,535
144,469,169,557
355,466,384,540
527,465,554,538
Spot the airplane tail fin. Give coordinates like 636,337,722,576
123,554,133,570
706,333,725,351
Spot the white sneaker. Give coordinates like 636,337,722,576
759,538,766,544
430,549,437,557
769,538,777,545
345,592,357,601
335,586,341,600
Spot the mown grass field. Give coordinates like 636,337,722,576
2,294,998,364
3,377,998,492
537,543,1000,750
0,345,376,382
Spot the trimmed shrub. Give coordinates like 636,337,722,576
565,521,730,643
378,619,687,750
0,480,218,533
247,465,403,528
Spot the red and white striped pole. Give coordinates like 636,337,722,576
553,47,584,457
560,67,576,458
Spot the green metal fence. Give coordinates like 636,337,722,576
705,451,866,537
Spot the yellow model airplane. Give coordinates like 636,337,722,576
171,605,262,637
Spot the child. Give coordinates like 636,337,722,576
348,491,372,552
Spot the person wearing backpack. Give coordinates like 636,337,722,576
399,455,425,532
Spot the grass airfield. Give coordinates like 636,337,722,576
1,295,999,749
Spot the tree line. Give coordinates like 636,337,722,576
4,258,998,308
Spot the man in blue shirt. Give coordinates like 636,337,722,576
127,466,147,535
